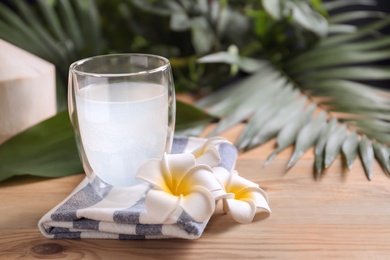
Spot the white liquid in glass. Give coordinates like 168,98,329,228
75,82,168,187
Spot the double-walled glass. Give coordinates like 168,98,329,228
68,54,175,192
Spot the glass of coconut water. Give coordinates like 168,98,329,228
68,54,175,192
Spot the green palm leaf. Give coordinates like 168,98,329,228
373,142,390,175
322,0,377,11
329,11,386,24
265,103,316,168
0,111,82,182
315,119,338,176
196,3,390,180
359,136,374,180
342,132,360,170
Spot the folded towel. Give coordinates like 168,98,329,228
38,136,238,239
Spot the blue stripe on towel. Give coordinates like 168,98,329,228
52,228,81,239
113,197,146,224
136,224,163,236
171,136,189,154
51,183,104,221
176,211,204,236
218,143,238,172
119,234,145,240
73,219,100,230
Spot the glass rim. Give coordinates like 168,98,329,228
69,53,171,77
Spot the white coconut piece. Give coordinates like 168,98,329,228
0,39,56,143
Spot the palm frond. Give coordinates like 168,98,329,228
329,11,386,24
373,142,390,175
359,136,374,180
315,119,338,175
196,4,390,180
342,131,360,170
322,0,377,11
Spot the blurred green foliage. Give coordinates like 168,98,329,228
0,0,327,96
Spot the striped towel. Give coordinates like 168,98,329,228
38,136,238,239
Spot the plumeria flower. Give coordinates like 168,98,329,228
191,137,232,167
136,153,227,223
214,167,271,224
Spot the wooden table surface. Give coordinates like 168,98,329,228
1,123,390,259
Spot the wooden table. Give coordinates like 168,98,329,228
1,123,390,259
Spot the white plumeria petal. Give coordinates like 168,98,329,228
254,193,271,213
195,146,221,167
204,136,232,148
145,189,181,223
212,190,234,201
136,159,170,191
222,193,235,213
222,198,229,213
161,153,172,188
164,153,196,188
236,187,271,213
192,137,231,161
180,185,215,222
225,198,257,224
227,170,259,194
213,166,232,187
179,165,224,195
237,186,269,203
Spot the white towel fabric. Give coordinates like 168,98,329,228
38,136,238,239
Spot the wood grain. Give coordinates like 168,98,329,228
1,123,390,259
